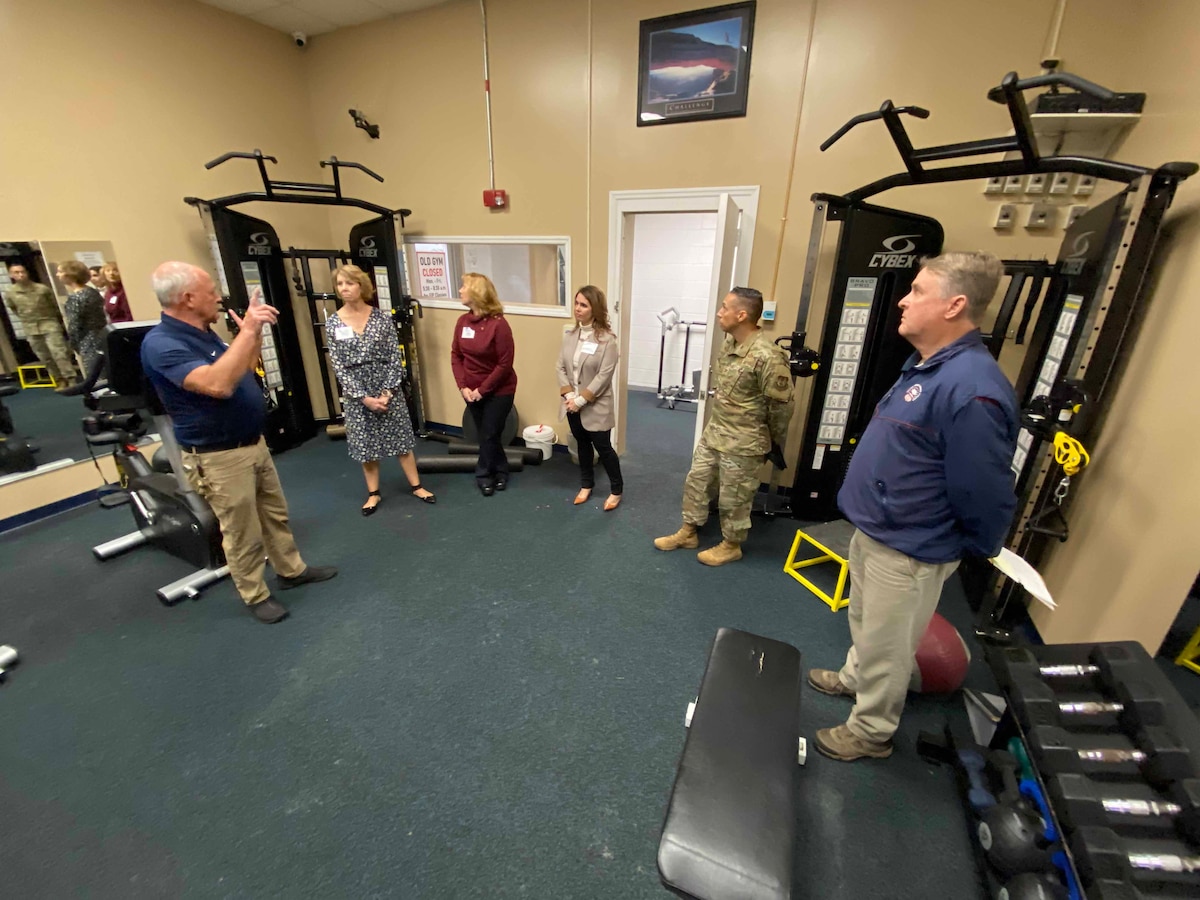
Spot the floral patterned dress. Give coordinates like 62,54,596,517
64,286,107,373
325,307,414,463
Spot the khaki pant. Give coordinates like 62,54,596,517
838,529,959,743
180,438,306,605
681,436,761,543
26,329,78,384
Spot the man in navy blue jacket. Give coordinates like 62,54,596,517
142,262,337,624
809,251,1018,761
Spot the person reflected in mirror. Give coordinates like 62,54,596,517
101,262,132,324
325,264,434,515
56,260,107,377
2,262,79,391
140,261,338,624
451,273,516,497
557,285,623,511
653,288,794,566
89,265,109,294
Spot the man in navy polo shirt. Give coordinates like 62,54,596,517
808,251,1019,761
141,261,336,624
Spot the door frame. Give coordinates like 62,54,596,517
606,186,760,453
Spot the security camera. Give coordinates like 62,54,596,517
292,31,308,48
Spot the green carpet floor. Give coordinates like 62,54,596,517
2,382,92,466
2,392,995,898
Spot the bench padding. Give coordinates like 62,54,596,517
658,627,802,900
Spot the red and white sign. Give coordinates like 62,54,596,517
416,250,450,298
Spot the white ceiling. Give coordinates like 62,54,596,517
196,0,452,38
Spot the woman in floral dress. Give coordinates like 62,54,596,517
325,264,435,514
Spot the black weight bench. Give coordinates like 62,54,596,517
658,628,804,900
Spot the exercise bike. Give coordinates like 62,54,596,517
83,322,229,605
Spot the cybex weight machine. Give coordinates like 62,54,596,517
777,70,1196,636
185,150,422,451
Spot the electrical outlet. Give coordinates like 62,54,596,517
1025,203,1054,229
994,204,1016,229
1049,173,1073,194
1066,205,1089,229
1003,176,1024,193
1075,175,1097,196
1025,174,1047,194
983,176,1004,194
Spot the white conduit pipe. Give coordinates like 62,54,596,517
480,0,496,190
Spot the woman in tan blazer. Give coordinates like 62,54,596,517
557,285,624,510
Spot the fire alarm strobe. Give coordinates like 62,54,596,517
483,189,507,208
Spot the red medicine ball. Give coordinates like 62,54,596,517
910,612,971,693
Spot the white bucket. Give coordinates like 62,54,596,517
522,424,556,460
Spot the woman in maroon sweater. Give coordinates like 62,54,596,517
451,273,517,496
101,262,133,324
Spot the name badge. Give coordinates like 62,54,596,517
335,325,354,341
581,341,599,355
462,326,476,339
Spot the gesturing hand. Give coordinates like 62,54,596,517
229,302,279,335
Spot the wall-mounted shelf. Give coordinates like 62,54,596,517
1029,112,1140,160
1030,112,1141,134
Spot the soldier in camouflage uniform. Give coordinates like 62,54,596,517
3,263,78,388
654,287,794,566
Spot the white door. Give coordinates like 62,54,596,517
693,193,743,447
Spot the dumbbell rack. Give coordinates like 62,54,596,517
922,641,1200,899
996,642,1199,899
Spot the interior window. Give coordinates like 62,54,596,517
402,238,569,308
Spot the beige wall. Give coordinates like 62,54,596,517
0,0,333,516
4,0,1198,652
1026,0,1200,650
304,0,1078,435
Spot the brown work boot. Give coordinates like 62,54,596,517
807,668,857,699
814,723,893,761
696,540,742,566
654,523,699,551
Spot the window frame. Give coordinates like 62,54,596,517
401,234,572,319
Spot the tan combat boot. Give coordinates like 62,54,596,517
654,523,699,551
697,540,742,566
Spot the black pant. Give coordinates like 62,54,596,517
567,412,623,494
468,393,514,485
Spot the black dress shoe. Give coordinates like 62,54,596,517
362,490,382,516
410,484,437,504
494,476,508,492
479,483,495,497
249,596,289,623
277,565,339,590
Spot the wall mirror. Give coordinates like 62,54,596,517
1,239,127,488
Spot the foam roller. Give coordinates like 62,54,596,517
416,455,525,474
446,443,543,465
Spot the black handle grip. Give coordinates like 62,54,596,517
203,149,278,170
320,157,385,183
820,103,931,152
987,70,1116,104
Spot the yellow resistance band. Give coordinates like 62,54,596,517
1054,432,1090,476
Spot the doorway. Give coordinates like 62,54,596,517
607,186,759,455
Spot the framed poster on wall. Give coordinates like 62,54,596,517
636,2,756,127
